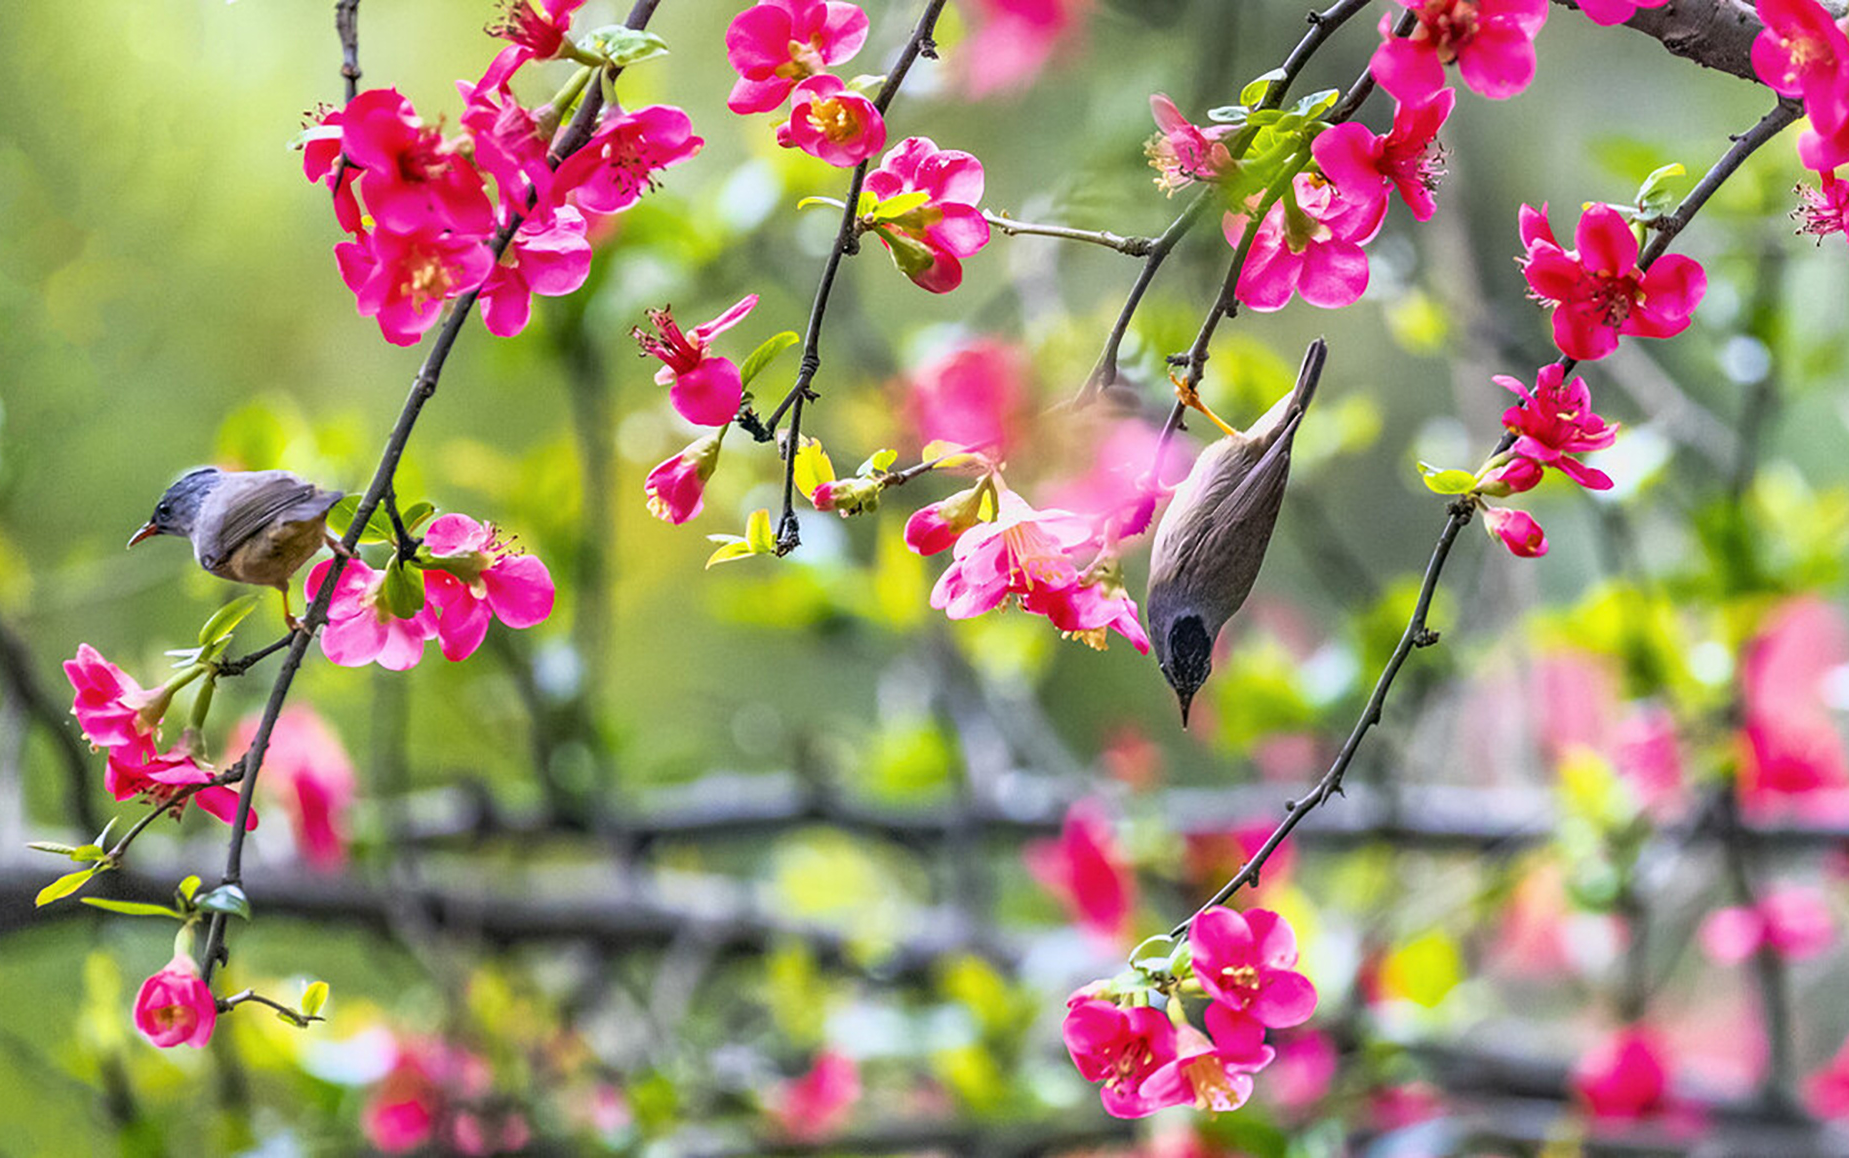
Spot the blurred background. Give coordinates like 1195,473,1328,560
2,0,1848,1153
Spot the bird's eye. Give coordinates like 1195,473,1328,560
156,503,171,519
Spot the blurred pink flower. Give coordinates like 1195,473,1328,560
1188,906,1317,1028
634,295,758,427
422,514,556,662
906,337,1026,454
1532,649,1621,765
1572,1025,1671,1121
1806,1037,1849,1118
133,952,217,1049
1024,799,1136,945
1698,885,1836,964
1063,997,1178,1118
1101,723,1163,792
1614,703,1687,818
1044,418,1180,543
768,1050,860,1142
957,0,1091,97
230,707,355,871
1738,596,1849,816
1264,1028,1338,1114
364,1037,498,1155
725,0,870,114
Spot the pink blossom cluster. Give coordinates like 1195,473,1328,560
1517,202,1705,362
1150,80,1453,312
1064,906,1317,1117
364,1035,529,1155
862,137,993,293
301,4,700,345
308,513,554,670
63,644,253,829
1753,0,1849,189
725,0,884,167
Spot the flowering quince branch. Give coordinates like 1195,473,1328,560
980,211,1156,256
186,0,664,990
748,0,952,554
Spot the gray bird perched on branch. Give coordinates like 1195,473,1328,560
129,467,345,629
1145,338,1327,727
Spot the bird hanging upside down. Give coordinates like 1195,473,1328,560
129,467,346,631
1145,339,1327,727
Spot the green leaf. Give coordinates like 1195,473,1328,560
1205,104,1249,124
1417,461,1479,495
195,884,252,920
197,592,264,647
71,844,107,863
1241,68,1286,105
862,448,898,475
36,867,99,907
738,331,799,390
704,539,757,568
325,496,395,545
796,195,849,213
80,899,184,919
381,558,426,618
178,874,202,903
300,980,330,1017
744,507,776,553
792,438,835,501
868,190,930,221
1290,88,1340,120
401,501,436,532
1635,161,1686,217
26,841,79,857
581,25,670,67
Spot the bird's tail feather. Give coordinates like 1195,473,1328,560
1249,337,1328,443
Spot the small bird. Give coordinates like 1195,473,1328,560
129,467,345,629
1146,339,1327,727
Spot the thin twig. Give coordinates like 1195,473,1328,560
982,212,1155,255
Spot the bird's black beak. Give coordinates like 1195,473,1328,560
1175,689,1194,730
127,522,160,548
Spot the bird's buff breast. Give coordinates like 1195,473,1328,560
208,517,330,590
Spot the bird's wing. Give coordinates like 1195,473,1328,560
205,474,341,563
1178,409,1304,609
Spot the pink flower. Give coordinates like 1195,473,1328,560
229,707,355,871
1225,173,1383,312
1188,906,1318,1028
1700,886,1837,964
1370,0,1549,104
902,487,985,555
459,79,556,219
1022,575,1152,654
1576,0,1669,25
645,430,725,525
1518,201,1706,361
1752,0,1849,131
633,295,758,426
1796,170,1849,245
422,514,556,661
1063,997,1179,1118
1311,88,1455,222
64,643,161,750
1571,1026,1670,1120
863,137,991,293
341,89,494,237
1264,1029,1339,1114
1806,1037,1849,1118
363,1037,492,1153
1614,704,1686,818
906,337,1026,454
482,0,587,90
725,0,870,115
1738,597,1849,814
1146,94,1233,194
958,0,1091,97
1043,418,1180,543
1483,505,1548,556
134,953,217,1049
299,104,363,234
307,557,438,670
777,74,886,167
1024,800,1136,944
479,207,593,338
1183,824,1295,897
105,735,254,829
336,227,496,347
1480,452,1544,495
546,104,702,218
1138,1006,1277,1113
768,1050,860,1142
1799,114,1849,174
1496,363,1617,489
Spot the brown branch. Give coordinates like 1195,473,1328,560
0,613,100,834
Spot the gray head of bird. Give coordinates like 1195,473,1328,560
128,467,224,547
